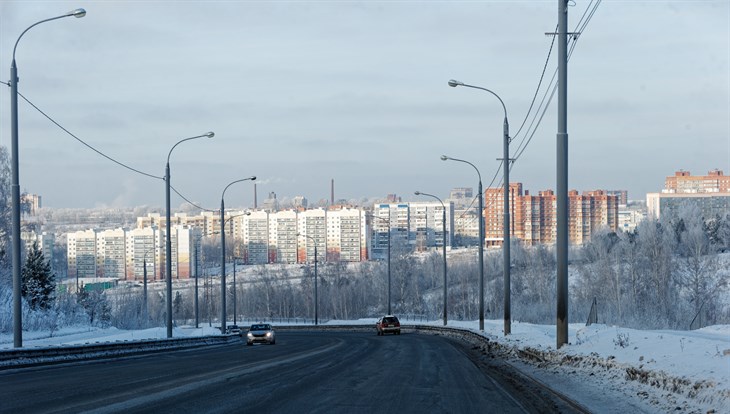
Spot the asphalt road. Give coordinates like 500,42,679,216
0,330,580,413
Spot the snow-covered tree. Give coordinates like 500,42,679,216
77,288,111,327
21,241,55,310
0,146,11,288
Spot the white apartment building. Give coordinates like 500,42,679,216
67,225,197,281
325,208,368,262
269,210,298,264
126,226,161,281
21,231,55,263
370,202,454,255
97,228,127,280
67,229,98,279
410,201,454,251
238,210,270,265
298,208,327,263
453,209,480,246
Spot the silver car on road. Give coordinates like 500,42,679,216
246,323,276,345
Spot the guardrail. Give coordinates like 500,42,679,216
0,324,492,370
0,335,239,370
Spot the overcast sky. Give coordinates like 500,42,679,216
1,1,728,210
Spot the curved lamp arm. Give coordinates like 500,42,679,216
13,9,86,60
167,132,214,165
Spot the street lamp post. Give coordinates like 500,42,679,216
441,155,484,330
142,247,156,323
233,257,240,325
414,191,448,326
9,7,86,349
220,177,255,334
298,233,319,325
370,214,392,315
194,245,200,329
165,131,214,338
448,79,511,336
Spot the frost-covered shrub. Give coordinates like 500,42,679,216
613,331,630,348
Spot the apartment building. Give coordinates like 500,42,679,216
268,210,298,264
67,229,98,279
664,169,730,194
325,207,367,262
297,209,327,263
647,170,730,219
484,184,619,246
238,210,270,265
370,202,454,255
21,231,54,263
97,228,127,280
126,226,161,281
67,225,197,281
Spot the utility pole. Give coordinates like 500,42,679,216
556,0,569,348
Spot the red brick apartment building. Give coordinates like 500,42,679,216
664,169,730,193
484,184,619,247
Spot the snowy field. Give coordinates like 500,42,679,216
1,320,728,413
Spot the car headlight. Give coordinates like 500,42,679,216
265,332,272,337
247,332,254,338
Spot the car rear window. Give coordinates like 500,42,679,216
383,317,398,323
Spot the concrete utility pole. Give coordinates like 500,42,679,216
556,0,569,349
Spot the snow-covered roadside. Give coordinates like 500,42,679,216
2,320,728,413
443,320,730,414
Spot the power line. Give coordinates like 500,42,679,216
2,82,162,181
510,0,601,165
511,23,558,142
3,81,217,211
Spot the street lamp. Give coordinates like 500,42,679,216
142,246,156,323
165,131,214,338
448,78,512,336
9,7,86,348
233,256,242,326
194,245,200,329
369,214,391,315
298,233,319,325
441,155,485,330
220,177,256,334
414,191,448,326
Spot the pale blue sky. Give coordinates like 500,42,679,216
1,1,728,209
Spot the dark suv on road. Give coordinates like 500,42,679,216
376,315,401,335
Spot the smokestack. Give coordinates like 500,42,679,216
331,179,334,206
254,183,258,209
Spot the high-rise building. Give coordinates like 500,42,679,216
325,207,367,262
606,190,628,206
647,170,730,219
20,193,41,216
370,201,454,254
239,210,269,264
268,210,298,264
21,231,55,273
67,229,98,279
298,209,327,263
484,183,619,246
126,226,161,281
67,225,197,281
98,228,127,280
664,169,730,194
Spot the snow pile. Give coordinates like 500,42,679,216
449,321,730,413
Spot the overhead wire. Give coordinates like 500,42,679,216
2,80,219,211
510,0,601,168
3,81,162,180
